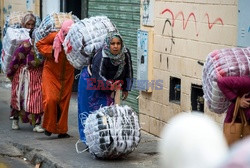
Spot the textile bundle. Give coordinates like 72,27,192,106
34,12,79,57
1,28,30,73
84,104,141,159
63,16,117,70
1,12,41,73
3,11,41,37
202,47,250,114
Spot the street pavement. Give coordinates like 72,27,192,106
0,74,160,168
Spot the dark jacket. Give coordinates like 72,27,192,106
91,48,133,92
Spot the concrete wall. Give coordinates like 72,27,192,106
139,0,238,136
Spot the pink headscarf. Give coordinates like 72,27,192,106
53,19,74,63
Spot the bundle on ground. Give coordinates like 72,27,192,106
84,104,141,159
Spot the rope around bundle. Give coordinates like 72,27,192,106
82,104,141,159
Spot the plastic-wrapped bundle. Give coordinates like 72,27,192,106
63,16,117,70
84,104,141,159
3,11,41,37
1,28,30,73
34,12,79,58
34,12,79,43
202,47,250,114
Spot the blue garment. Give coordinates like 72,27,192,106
78,67,113,143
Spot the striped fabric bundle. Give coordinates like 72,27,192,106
84,104,141,159
202,47,250,114
63,16,117,70
1,28,30,73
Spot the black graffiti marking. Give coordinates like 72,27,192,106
162,19,175,53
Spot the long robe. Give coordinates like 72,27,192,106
36,32,74,134
217,76,250,123
8,40,43,125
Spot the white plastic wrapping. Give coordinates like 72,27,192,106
1,28,30,73
84,104,141,159
3,11,41,37
63,16,117,70
202,47,250,114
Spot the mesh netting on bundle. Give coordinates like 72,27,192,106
63,16,117,70
84,104,141,159
34,12,79,59
202,47,250,114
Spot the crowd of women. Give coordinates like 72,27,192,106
2,11,133,140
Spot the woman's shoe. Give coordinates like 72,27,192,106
33,125,45,133
44,130,52,136
58,133,70,138
12,120,20,130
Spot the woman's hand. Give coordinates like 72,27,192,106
122,91,128,100
110,80,122,91
239,94,250,108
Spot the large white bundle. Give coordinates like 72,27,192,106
3,11,41,37
84,104,141,159
202,47,250,114
63,16,117,70
1,28,30,73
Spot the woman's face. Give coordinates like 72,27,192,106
110,37,122,55
25,20,35,29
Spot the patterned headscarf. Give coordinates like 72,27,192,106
53,19,73,63
21,13,36,28
103,32,126,79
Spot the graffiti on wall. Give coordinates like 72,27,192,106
161,8,224,37
142,0,154,26
161,18,175,54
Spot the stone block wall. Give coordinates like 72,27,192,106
139,0,237,136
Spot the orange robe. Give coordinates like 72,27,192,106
36,32,74,134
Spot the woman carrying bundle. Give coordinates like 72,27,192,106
8,13,44,132
217,76,250,145
36,19,74,138
78,31,133,143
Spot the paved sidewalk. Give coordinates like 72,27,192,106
0,73,160,168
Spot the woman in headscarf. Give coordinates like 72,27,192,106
36,19,74,138
8,13,44,132
78,31,133,143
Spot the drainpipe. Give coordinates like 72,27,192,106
39,0,43,19
60,0,66,12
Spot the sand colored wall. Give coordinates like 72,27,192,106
139,0,237,136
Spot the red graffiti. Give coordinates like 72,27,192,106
161,8,224,36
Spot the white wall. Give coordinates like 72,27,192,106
42,0,60,19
